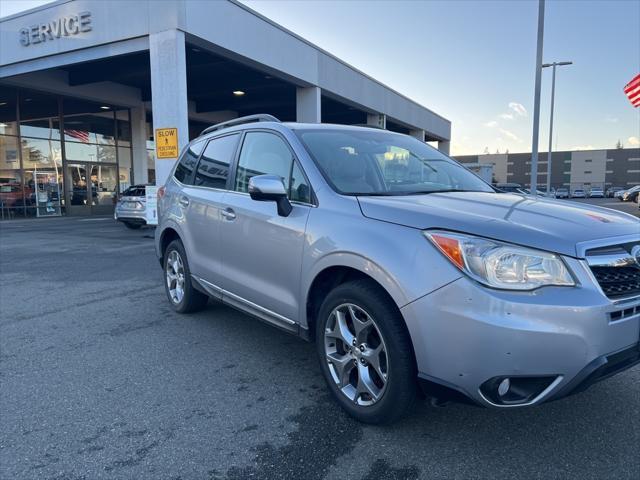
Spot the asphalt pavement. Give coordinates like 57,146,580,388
0,209,639,480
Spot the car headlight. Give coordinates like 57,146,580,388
424,231,575,290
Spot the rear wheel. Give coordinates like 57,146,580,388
316,279,417,424
164,239,208,313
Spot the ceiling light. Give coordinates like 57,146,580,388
233,90,245,97
0,102,7,106
24,98,32,102
100,105,110,110
0,123,7,127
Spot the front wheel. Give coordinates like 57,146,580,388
316,279,417,424
164,239,208,313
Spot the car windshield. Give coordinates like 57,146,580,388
296,129,494,195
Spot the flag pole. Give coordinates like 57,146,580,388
530,0,545,193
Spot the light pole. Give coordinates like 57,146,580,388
530,0,545,193
542,61,572,195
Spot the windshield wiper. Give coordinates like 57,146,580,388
404,189,485,195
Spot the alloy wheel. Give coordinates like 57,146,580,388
166,250,185,304
323,303,389,406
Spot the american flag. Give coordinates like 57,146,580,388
65,129,90,143
624,73,640,108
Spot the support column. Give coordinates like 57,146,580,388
438,140,451,155
131,104,148,185
409,129,425,142
149,29,189,186
366,113,386,129
296,86,321,123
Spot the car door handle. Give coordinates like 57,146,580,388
221,208,236,220
178,196,190,208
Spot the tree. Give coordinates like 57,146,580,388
483,147,490,154
615,139,624,149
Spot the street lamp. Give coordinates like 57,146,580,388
542,61,572,194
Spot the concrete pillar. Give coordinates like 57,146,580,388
131,104,149,185
366,113,386,129
438,140,451,155
149,29,189,186
409,129,425,142
296,86,321,123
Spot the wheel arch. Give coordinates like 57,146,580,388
303,255,409,342
158,226,182,266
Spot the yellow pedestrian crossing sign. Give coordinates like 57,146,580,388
156,128,178,159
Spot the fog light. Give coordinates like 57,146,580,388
480,375,558,406
498,378,510,396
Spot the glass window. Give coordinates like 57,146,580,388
297,129,494,195
194,134,240,189
64,114,115,145
235,132,293,193
116,110,131,147
20,91,61,140
0,135,25,218
147,149,156,184
290,161,311,203
22,137,62,169
174,140,204,184
0,88,18,137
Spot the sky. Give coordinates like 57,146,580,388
2,0,639,155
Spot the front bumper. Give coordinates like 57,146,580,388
401,257,640,408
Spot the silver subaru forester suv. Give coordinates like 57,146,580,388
156,114,640,424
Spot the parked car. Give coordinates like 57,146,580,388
555,187,570,199
571,189,586,198
114,184,150,229
607,186,624,198
156,115,640,424
620,185,640,203
589,187,604,198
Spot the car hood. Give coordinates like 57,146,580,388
357,192,640,257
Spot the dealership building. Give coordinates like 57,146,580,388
0,0,451,219
455,147,640,193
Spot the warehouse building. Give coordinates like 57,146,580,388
0,0,450,219
455,148,640,193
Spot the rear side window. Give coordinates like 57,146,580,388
174,140,205,184
123,187,146,197
194,134,240,189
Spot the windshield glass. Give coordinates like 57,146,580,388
296,129,494,195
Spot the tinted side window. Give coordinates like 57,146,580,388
194,134,240,189
235,132,293,193
174,141,204,184
290,162,311,203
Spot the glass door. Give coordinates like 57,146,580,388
89,164,117,215
66,163,117,215
66,163,91,215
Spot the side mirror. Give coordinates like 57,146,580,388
248,174,292,217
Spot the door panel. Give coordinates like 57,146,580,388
218,191,310,322
178,134,240,288
179,185,226,292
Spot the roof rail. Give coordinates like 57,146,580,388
200,114,281,135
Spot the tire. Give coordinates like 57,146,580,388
315,279,417,424
123,221,142,229
163,239,208,313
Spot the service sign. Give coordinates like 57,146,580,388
19,11,92,46
155,128,179,159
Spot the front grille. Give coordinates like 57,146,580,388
591,265,640,299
